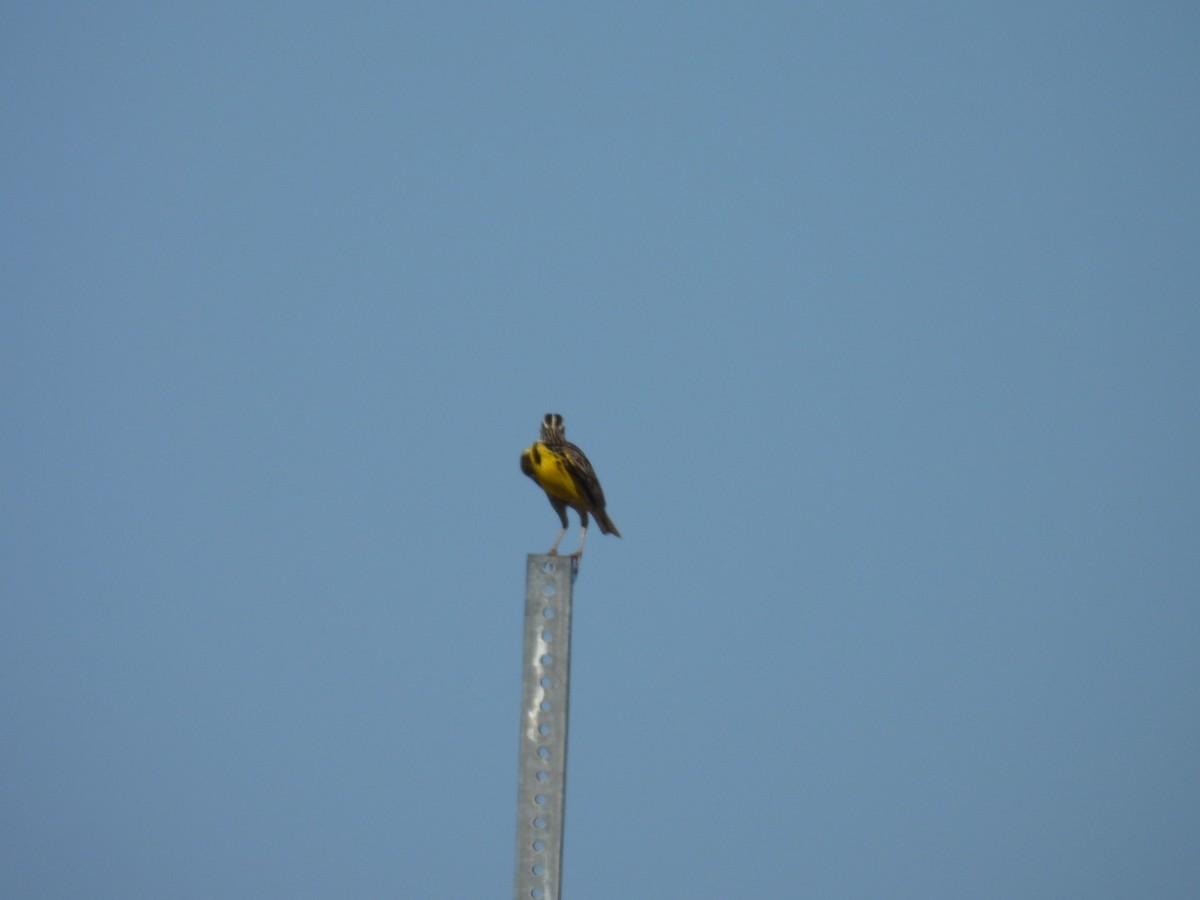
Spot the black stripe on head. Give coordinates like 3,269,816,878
540,413,566,443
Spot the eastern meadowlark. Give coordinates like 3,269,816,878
520,413,620,558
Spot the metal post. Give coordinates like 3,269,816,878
514,555,575,900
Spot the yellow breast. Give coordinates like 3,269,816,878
524,442,586,506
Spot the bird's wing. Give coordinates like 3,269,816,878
561,441,606,509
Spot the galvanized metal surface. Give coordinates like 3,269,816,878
513,555,576,900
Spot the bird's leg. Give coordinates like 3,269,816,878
570,512,589,559
546,501,571,556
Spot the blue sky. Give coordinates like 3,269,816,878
3,3,1198,897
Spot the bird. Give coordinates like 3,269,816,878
520,413,620,558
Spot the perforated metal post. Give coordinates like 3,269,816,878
513,555,575,900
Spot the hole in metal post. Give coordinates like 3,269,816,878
540,654,552,665
533,840,545,852
537,746,550,759
543,584,555,596
532,863,545,875
534,794,547,805
540,677,552,688
541,629,553,641
532,888,544,899
540,700,551,711
536,770,549,781
533,816,545,829
542,607,554,618
538,724,550,735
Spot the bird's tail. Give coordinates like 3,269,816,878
594,509,621,538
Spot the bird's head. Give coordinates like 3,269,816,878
540,413,566,443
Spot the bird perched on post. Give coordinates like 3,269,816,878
520,413,620,558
